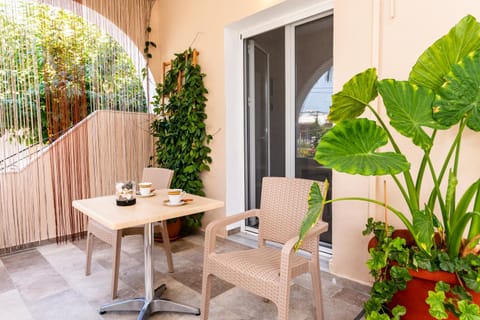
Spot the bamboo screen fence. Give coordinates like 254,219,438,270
0,0,156,252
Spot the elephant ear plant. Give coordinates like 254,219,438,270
295,15,480,319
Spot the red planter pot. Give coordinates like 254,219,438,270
388,268,480,319
368,230,480,319
154,218,183,242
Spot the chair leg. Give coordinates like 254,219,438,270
200,272,212,320
111,230,122,299
276,286,291,320
311,264,324,320
159,220,174,273
85,230,93,276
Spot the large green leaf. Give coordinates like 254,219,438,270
294,181,328,251
448,212,477,257
468,181,480,242
411,210,435,255
409,15,480,91
328,68,378,123
315,118,410,176
451,179,480,232
378,79,444,151
433,50,480,131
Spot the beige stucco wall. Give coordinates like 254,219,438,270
144,0,480,284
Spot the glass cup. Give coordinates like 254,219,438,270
116,181,136,201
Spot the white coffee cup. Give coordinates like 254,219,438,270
139,182,153,195
167,189,185,204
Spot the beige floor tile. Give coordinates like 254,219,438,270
211,286,278,319
0,233,370,320
2,250,70,303
0,289,33,320
29,289,101,320
0,260,14,295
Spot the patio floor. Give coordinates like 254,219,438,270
0,232,369,319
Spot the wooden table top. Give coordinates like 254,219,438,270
72,189,224,230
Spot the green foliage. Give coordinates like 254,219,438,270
309,15,480,259
363,218,393,243
0,1,146,145
151,48,211,229
297,15,480,320
427,282,480,320
362,220,480,319
366,304,406,320
361,221,412,318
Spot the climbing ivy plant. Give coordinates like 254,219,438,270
151,48,212,229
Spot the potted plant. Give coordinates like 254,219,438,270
151,48,212,233
296,15,480,319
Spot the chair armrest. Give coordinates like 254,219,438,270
204,209,260,254
280,221,329,277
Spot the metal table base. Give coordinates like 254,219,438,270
98,223,200,320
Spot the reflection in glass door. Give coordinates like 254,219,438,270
294,16,333,247
245,29,285,229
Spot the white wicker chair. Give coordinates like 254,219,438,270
201,176,328,320
85,167,174,299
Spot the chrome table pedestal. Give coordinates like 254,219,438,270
98,223,200,319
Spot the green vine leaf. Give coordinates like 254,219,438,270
151,48,211,229
367,248,388,272
458,301,480,320
426,290,449,319
438,252,455,273
391,306,407,320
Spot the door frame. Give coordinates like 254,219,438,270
224,0,334,232
246,40,271,212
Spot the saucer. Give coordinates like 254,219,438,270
163,200,186,207
137,191,156,198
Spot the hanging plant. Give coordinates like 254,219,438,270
151,48,212,229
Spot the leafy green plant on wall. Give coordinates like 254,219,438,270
151,48,212,229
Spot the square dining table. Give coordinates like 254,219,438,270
72,189,224,320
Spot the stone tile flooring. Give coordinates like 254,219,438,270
0,232,369,319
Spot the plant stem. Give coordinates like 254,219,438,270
415,130,437,195
427,119,466,236
367,104,418,212
325,196,414,232
426,156,448,230
451,119,466,211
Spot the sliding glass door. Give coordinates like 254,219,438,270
245,14,333,246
